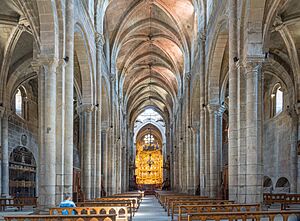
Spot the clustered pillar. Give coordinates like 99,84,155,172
1,107,9,197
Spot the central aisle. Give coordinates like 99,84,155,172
133,195,170,221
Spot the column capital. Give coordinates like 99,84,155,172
110,75,116,83
0,106,5,118
185,72,191,81
77,104,94,114
273,15,285,32
242,57,265,74
198,31,206,44
207,104,220,114
95,32,105,48
36,57,60,73
218,105,227,116
31,60,41,73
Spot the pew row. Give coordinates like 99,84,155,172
264,193,300,209
177,204,260,221
0,198,23,211
50,206,128,221
96,197,139,211
4,214,117,221
78,201,133,220
170,200,234,220
187,210,300,221
164,196,209,210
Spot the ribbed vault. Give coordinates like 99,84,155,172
104,0,196,125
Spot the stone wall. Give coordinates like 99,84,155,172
263,111,294,192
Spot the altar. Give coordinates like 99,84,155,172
135,133,163,188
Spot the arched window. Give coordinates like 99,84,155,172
14,86,27,119
15,89,23,117
271,83,283,117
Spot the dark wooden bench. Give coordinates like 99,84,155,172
4,214,117,221
264,193,300,209
0,198,24,211
177,204,260,221
79,201,133,220
50,206,128,221
16,196,38,207
171,200,234,220
96,197,139,211
187,210,300,221
164,195,209,210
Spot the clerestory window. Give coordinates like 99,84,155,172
271,83,283,117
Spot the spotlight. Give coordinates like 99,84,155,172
265,52,269,59
95,104,99,107
63,56,69,63
233,57,239,63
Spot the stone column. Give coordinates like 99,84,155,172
95,33,104,198
64,0,74,197
228,0,239,202
199,32,206,196
38,58,58,210
193,124,200,194
101,129,107,194
0,106,4,194
55,59,66,204
244,59,263,203
216,106,226,198
237,61,247,203
1,108,9,197
79,104,94,200
205,109,210,196
207,104,220,198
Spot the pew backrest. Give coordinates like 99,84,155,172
177,204,260,221
170,200,234,220
4,214,117,221
187,210,300,221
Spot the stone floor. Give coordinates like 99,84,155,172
133,195,170,221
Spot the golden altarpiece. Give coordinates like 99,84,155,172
135,133,163,188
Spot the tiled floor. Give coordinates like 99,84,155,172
133,196,171,221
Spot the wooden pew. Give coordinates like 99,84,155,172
170,200,234,220
50,206,128,221
187,210,300,221
79,201,133,220
264,193,300,209
164,196,209,210
177,204,260,221
4,214,117,221
16,196,38,207
0,197,24,211
157,193,185,205
95,198,139,212
155,190,173,199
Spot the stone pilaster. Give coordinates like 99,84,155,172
228,0,239,202
244,58,264,203
64,0,75,198
78,104,94,200
0,106,9,197
38,57,59,210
